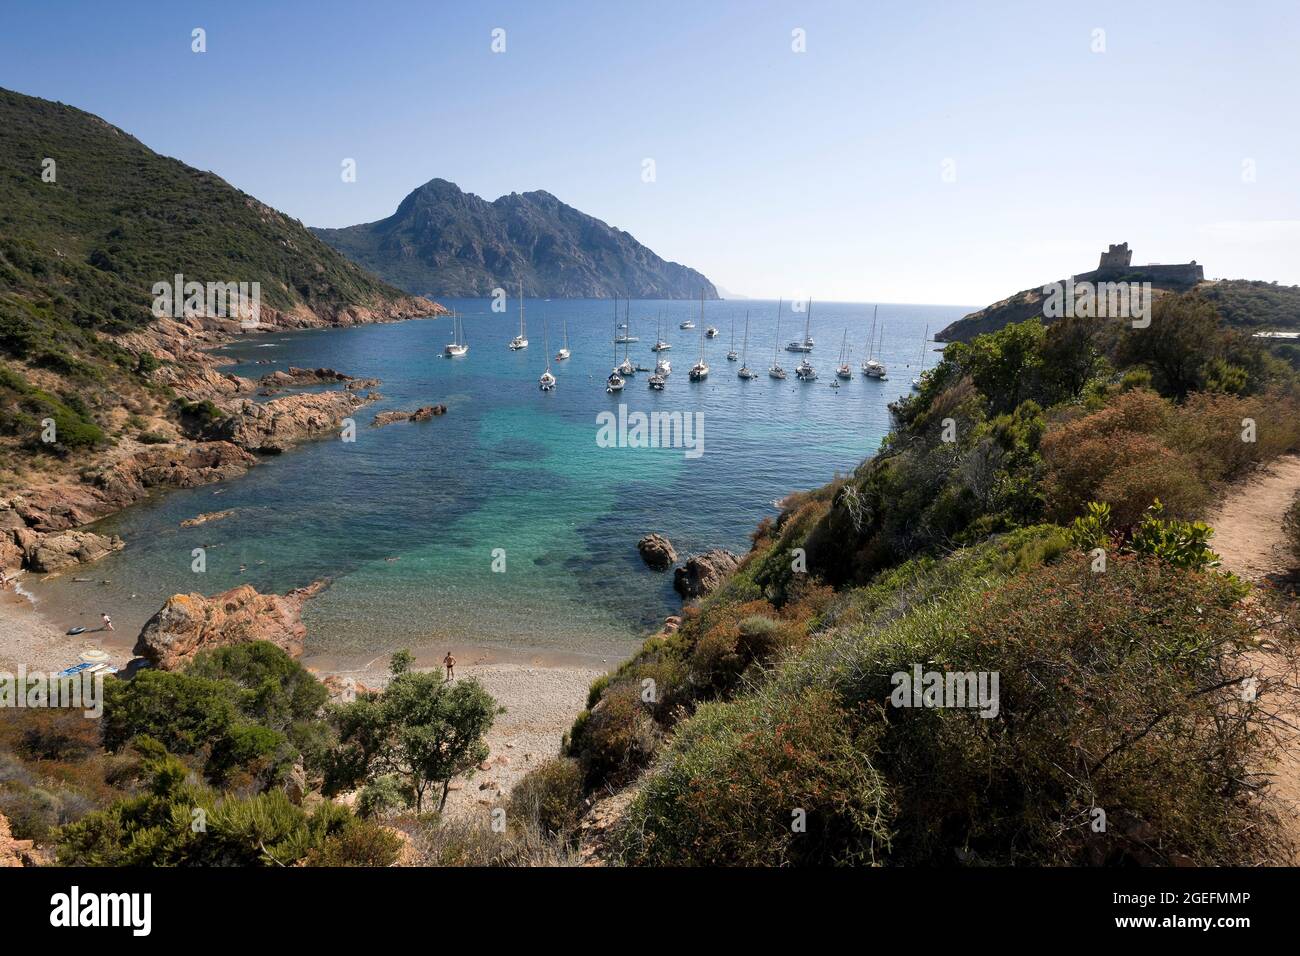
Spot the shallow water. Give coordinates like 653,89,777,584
32,298,970,664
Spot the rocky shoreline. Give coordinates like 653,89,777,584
1,296,438,583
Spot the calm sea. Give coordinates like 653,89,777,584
31,298,971,666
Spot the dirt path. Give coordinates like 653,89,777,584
1205,455,1300,586
1204,455,1300,863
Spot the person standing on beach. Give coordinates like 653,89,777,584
101,613,113,631
443,651,456,681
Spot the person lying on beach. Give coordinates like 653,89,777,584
443,652,456,681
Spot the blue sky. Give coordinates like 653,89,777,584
2,0,1298,303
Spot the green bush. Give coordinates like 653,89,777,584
615,687,891,866
56,740,371,866
102,641,328,788
356,775,410,819
567,683,659,788
302,819,403,866
508,758,584,840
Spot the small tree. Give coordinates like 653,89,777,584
389,649,414,675
326,656,502,812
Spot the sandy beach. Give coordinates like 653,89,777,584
0,577,131,674
2,575,604,812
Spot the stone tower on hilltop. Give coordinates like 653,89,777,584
1074,243,1203,285
1096,243,1133,274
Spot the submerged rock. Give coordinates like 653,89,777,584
637,533,677,571
133,581,327,670
672,549,740,600
180,509,236,528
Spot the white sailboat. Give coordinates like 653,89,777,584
785,298,815,352
862,305,886,378
444,309,468,357
836,329,852,379
769,298,787,379
650,314,670,356
616,299,635,376
738,311,757,379
539,314,556,391
726,317,738,361
556,319,570,361
796,303,819,377
911,323,929,391
688,321,709,381
647,321,665,385
508,281,528,350
615,304,639,343
606,304,625,393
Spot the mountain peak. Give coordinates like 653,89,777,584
314,178,718,299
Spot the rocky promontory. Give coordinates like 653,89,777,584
210,390,381,454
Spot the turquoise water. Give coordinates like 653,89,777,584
32,299,971,665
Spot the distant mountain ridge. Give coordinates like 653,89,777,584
313,178,719,299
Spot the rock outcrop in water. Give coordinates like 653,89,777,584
673,549,741,600
133,581,327,670
637,533,677,571
372,405,447,427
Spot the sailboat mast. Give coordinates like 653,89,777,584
742,310,749,362
868,305,878,361
805,299,812,344
773,298,782,363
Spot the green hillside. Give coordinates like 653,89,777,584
0,87,430,477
